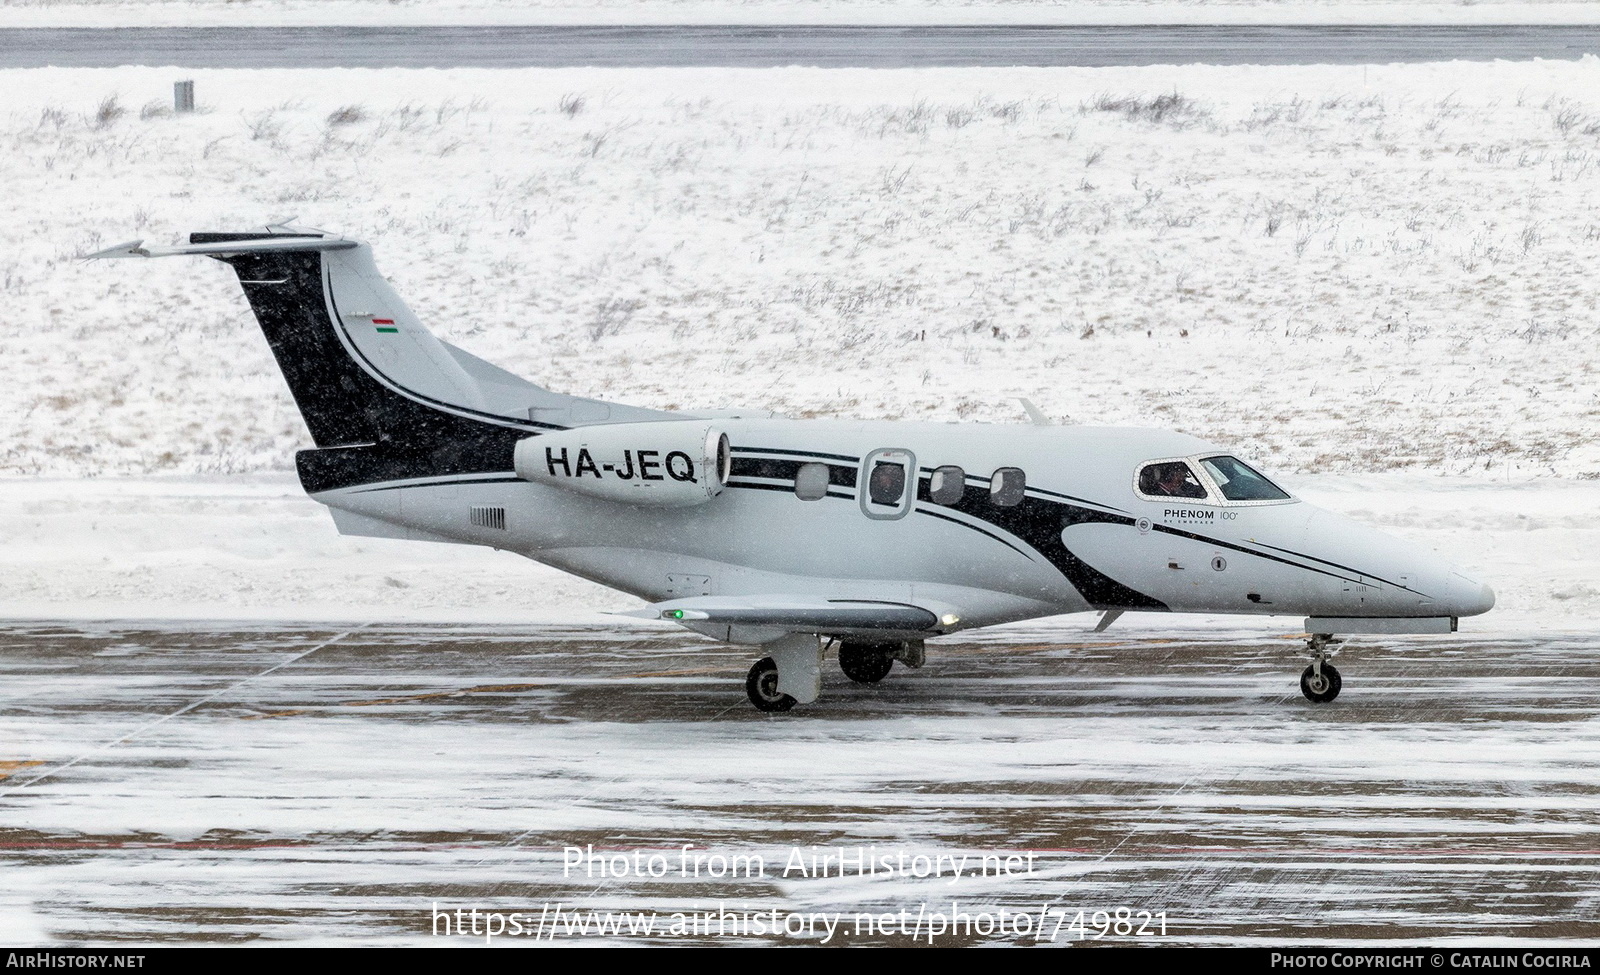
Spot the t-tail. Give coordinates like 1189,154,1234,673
88,225,670,495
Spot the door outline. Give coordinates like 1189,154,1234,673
858,448,916,521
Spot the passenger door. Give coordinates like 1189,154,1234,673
859,448,916,521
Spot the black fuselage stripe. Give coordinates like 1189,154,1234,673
913,468,1128,516
723,482,1036,561
1024,486,1130,515
738,449,1131,519
732,446,860,464
1152,524,1357,583
727,481,800,495
333,474,1416,599
729,480,857,500
1247,539,1418,593
344,475,523,495
707,479,854,501
732,451,1152,589
1150,524,1429,596
914,508,1036,561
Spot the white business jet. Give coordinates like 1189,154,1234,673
91,227,1495,712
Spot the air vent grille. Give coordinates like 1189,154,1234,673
470,506,506,530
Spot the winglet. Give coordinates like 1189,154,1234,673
82,240,150,260
1020,398,1050,426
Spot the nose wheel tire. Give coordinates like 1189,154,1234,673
838,643,895,684
746,657,796,712
1300,662,1342,703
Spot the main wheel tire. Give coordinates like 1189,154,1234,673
746,657,796,712
838,642,895,684
1300,662,1343,703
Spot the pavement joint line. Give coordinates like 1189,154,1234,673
0,621,374,796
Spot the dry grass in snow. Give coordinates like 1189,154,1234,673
5,63,1600,480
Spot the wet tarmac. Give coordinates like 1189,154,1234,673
1,620,1597,946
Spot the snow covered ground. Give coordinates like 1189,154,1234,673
0,475,628,624
7,1,1600,28
3,60,1598,628
12,61,1600,480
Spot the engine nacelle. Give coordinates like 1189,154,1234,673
514,421,730,507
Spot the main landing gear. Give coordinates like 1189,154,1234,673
744,638,925,712
745,657,796,713
1300,633,1343,703
837,642,895,684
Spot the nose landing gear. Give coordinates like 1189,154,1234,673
1300,662,1342,702
1300,633,1343,703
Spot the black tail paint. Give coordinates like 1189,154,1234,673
196,232,535,494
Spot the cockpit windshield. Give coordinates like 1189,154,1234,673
1199,456,1291,502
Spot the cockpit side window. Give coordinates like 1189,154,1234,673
1199,456,1291,502
1137,460,1209,500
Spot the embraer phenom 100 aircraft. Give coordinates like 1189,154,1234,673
91,227,1495,712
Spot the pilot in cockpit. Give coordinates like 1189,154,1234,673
1140,461,1208,499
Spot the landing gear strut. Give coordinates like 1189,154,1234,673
1300,633,1343,703
745,657,796,712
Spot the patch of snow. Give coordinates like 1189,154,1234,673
0,475,633,624
9,61,1600,487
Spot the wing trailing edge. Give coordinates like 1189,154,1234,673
623,595,949,633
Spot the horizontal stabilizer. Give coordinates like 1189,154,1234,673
83,236,357,260
624,595,944,632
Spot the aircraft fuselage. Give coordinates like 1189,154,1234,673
316,419,1494,638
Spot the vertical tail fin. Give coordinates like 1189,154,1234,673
192,228,514,447
90,226,672,492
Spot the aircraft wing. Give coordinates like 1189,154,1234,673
622,595,951,632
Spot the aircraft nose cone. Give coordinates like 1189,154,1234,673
1436,569,1495,617
1453,576,1496,617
